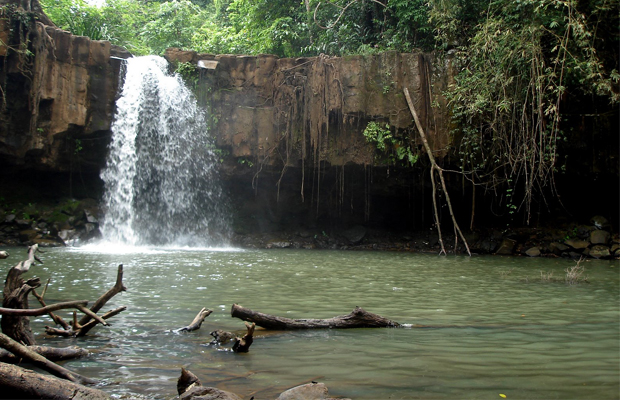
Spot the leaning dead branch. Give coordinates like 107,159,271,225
404,87,471,256
175,307,213,333
231,304,400,329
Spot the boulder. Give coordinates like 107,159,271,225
495,238,516,255
180,386,241,400
276,382,329,400
549,242,569,255
266,240,292,249
589,245,611,259
590,215,611,230
590,230,610,245
84,209,98,224
564,238,590,250
525,247,541,257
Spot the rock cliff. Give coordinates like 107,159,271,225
0,1,129,172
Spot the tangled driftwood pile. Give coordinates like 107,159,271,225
0,245,399,399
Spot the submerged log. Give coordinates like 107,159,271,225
0,362,110,400
0,345,89,363
231,304,400,329
175,307,212,333
0,332,97,384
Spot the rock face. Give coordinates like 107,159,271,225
0,1,128,172
163,48,456,233
165,48,452,167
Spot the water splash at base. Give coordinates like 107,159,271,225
100,56,230,247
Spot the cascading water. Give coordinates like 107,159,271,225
100,56,230,247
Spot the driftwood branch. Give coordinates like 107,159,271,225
0,332,97,385
232,322,255,353
0,300,89,316
32,281,70,329
78,264,126,326
45,306,127,337
44,265,127,338
403,87,471,256
0,362,110,399
231,304,400,329
175,307,212,333
0,345,88,363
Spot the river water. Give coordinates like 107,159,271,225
2,245,616,399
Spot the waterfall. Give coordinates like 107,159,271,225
100,56,230,247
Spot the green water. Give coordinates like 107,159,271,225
2,246,618,399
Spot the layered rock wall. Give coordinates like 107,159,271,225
165,48,452,168
0,6,128,172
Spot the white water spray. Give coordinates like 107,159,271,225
100,56,230,247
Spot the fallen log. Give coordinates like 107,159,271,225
175,307,212,333
0,345,89,362
0,332,97,384
0,362,110,400
231,304,400,329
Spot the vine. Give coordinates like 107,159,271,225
362,121,419,166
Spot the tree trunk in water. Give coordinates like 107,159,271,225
0,345,88,363
1,245,42,345
231,304,400,329
0,362,110,400
0,332,97,384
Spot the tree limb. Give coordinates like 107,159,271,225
78,264,126,326
0,300,89,316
